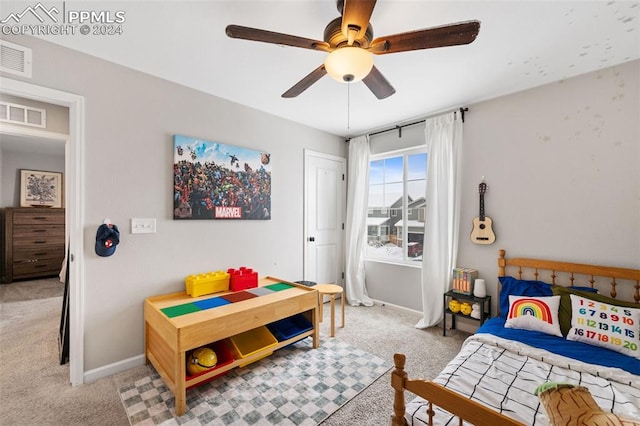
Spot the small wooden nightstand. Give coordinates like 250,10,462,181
443,290,491,336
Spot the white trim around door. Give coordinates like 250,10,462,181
1,77,85,385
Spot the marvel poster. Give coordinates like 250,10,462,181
173,135,271,220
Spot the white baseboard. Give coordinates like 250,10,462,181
369,299,479,333
83,354,146,383
370,298,422,316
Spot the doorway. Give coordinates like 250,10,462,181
303,150,346,286
0,77,85,385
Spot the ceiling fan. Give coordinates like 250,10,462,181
226,0,480,100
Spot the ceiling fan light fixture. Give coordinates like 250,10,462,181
324,47,373,83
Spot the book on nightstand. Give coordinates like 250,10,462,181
452,267,478,295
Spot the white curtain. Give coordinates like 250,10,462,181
416,112,463,328
345,135,374,307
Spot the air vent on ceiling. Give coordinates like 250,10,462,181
0,40,32,78
0,101,46,128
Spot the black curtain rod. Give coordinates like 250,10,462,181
345,107,468,142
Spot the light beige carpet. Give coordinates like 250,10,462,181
0,278,130,426
0,279,468,425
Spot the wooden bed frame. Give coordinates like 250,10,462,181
390,249,640,426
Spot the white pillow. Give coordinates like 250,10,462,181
567,294,640,359
505,295,562,337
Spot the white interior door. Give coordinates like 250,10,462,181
304,150,346,286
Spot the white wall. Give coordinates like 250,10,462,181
0,35,346,373
365,60,640,320
458,59,639,306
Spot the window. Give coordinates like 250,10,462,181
366,148,427,264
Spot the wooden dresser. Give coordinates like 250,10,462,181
0,207,65,284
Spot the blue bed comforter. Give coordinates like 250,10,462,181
478,317,640,376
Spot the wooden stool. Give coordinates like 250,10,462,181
314,284,345,337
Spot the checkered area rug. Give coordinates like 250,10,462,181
118,339,391,425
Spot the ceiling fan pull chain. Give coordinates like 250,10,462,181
347,82,351,130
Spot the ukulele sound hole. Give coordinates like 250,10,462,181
479,224,486,230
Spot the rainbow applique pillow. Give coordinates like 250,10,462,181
505,295,562,337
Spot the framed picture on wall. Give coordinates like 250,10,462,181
19,169,63,208
173,134,271,220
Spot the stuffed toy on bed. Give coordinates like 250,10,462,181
536,382,640,426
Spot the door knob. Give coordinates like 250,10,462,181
308,237,315,242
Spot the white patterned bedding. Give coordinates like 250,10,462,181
405,333,640,425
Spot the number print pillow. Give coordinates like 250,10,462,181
568,294,640,359
505,295,562,337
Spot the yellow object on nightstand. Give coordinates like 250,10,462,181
460,302,472,316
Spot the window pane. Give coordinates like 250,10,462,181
369,159,384,185
366,150,426,264
384,156,403,183
406,202,425,261
406,152,426,262
407,153,427,180
367,157,402,261
407,180,425,201
383,182,402,207
368,184,384,207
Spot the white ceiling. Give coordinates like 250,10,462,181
24,1,640,137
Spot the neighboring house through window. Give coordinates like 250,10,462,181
366,148,427,264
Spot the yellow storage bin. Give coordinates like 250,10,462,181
227,326,278,367
185,271,230,297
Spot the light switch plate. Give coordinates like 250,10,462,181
131,218,156,234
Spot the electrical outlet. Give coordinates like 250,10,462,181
131,218,156,234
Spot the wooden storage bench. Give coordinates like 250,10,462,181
144,276,319,416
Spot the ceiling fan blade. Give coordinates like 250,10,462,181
362,65,395,99
341,0,377,43
369,20,481,55
226,25,331,52
282,65,328,98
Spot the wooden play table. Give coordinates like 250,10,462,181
144,276,319,415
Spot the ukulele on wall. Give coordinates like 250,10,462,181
471,180,496,244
